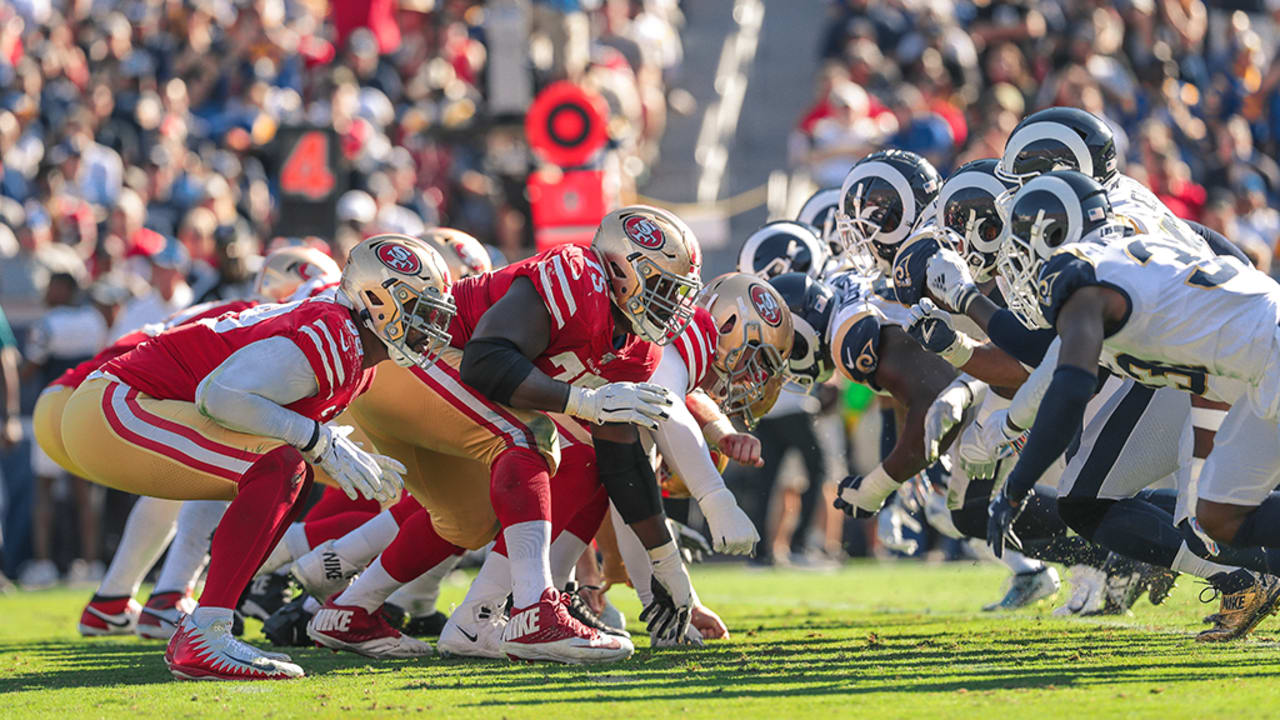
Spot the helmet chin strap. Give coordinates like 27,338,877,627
388,344,416,368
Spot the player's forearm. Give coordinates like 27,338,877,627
959,344,1029,388
595,436,671,549
962,293,1002,333
649,397,726,503
987,309,1057,367
196,378,316,447
194,337,320,447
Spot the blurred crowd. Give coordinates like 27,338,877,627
0,0,684,588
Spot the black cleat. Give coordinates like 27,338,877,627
403,610,449,637
239,572,294,622
563,581,629,638
263,597,315,647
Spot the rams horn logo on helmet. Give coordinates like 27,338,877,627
750,284,783,327
623,215,666,249
376,243,422,274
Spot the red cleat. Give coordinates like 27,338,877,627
305,597,433,658
136,590,198,640
166,613,304,681
78,595,142,637
501,589,634,664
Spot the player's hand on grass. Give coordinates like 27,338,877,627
691,604,729,640
642,540,695,645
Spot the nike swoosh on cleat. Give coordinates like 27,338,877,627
459,628,478,642
89,608,133,628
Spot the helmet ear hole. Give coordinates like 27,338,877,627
363,290,385,307
718,315,737,335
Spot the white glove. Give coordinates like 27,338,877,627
565,382,674,430
923,376,986,463
640,540,695,645
302,424,405,502
926,248,981,313
834,466,900,517
876,495,922,554
697,487,759,556
955,408,1024,480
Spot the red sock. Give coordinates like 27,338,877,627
303,510,378,547
307,486,381,521
388,492,422,525
201,447,313,608
490,447,551,527
380,509,463,583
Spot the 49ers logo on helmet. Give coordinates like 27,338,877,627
623,215,666,249
750,284,783,327
376,243,422,274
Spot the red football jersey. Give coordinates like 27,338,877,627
671,306,719,394
102,296,372,423
50,300,257,390
447,244,661,387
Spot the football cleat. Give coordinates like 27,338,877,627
78,594,142,636
501,588,634,664
306,598,433,658
563,582,630,638
403,611,450,637
1197,573,1280,643
1138,566,1180,606
290,540,361,601
262,597,315,647
1052,565,1107,617
983,566,1060,612
239,572,294,622
167,613,304,681
136,590,198,640
438,597,508,660
1089,555,1144,616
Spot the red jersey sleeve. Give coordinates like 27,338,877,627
281,304,366,402
514,244,613,339
672,307,719,393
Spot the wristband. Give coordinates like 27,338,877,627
647,539,680,564
299,421,321,453
861,464,900,501
940,333,978,367
702,418,736,447
955,285,981,315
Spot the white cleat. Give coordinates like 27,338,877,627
1053,565,1107,617
290,540,361,601
983,566,1061,611
438,597,508,660
306,598,433,658
167,613,304,681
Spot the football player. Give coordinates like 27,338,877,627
64,246,341,638
60,235,452,680
986,171,1280,639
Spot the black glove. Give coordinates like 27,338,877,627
986,487,1028,558
640,575,692,644
667,518,712,564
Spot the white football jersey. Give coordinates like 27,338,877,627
1107,174,1210,258
1037,237,1279,404
822,269,912,392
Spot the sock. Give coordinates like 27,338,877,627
96,496,182,597
460,551,512,608
199,447,312,609
332,509,403,568
303,510,379,548
153,500,225,595
258,523,307,575
1172,541,1237,579
490,448,553,608
549,532,589,589
387,554,462,615
306,486,381,522
335,557,402,613
190,605,234,627
504,520,553,608
1001,549,1043,575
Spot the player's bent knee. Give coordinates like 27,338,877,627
1194,500,1250,544
1055,497,1110,541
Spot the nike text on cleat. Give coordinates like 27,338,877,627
166,614,304,681
305,598,433,658
1197,573,1280,642
136,591,198,640
290,540,361,601
499,588,634,664
78,595,142,636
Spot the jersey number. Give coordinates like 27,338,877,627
547,351,607,389
280,131,337,200
1113,353,1208,395
1124,240,1240,289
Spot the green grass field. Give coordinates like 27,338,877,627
4,561,1280,719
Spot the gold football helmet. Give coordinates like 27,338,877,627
340,234,456,370
419,228,492,282
697,272,794,426
255,246,341,303
592,205,702,344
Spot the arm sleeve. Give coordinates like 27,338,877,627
194,336,321,447
1007,337,1061,430
1003,365,1097,502
646,345,731,501
1187,220,1251,263
986,309,1056,367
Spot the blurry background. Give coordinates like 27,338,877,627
0,0,1277,588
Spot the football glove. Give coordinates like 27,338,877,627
923,376,985,463
697,487,759,556
640,540,695,645
666,517,712,564
987,487,1027,559
956,409,1026,479
302,424,405,502
907,299,977,367
876,495,922,555
565,382,674,430
926,248,981,313
833,468,899,518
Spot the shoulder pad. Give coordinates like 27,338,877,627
891,231,941,306
831,309,883,387
1037,245,1101,328
673,306,719,392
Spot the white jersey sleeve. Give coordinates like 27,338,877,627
194,336,321,447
